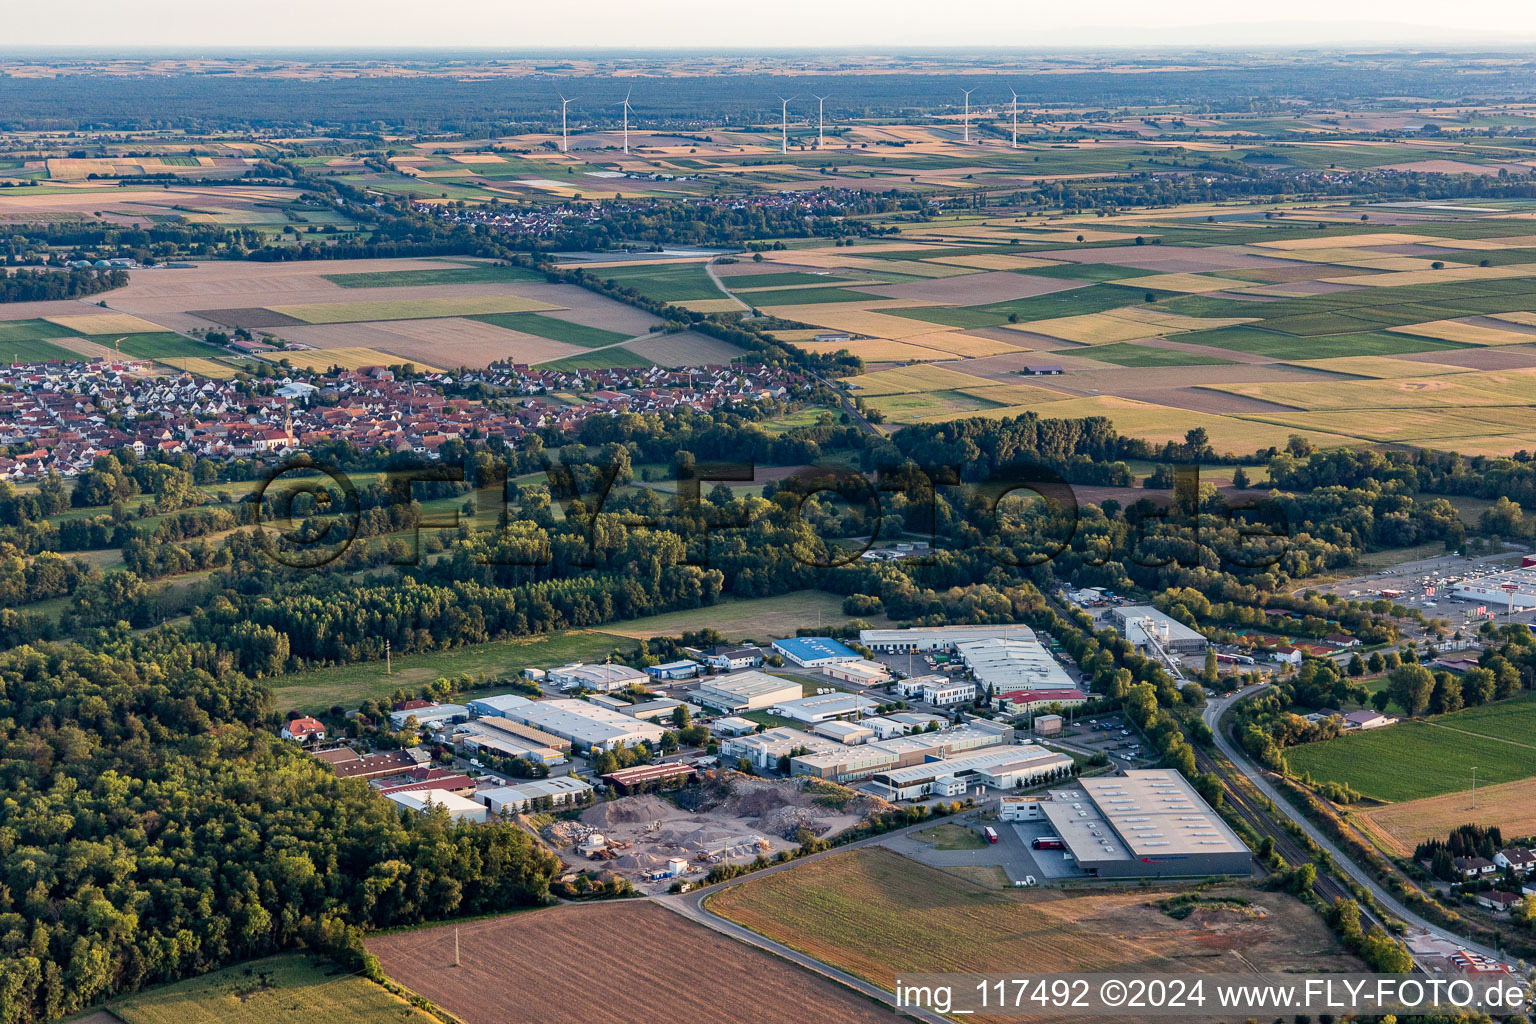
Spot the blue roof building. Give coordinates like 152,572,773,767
645,659,702,681
772,636,861,667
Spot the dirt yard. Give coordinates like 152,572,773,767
368,901,894,1024
554,774,873,890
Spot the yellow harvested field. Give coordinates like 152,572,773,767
674,298,743,313
270,294,560,324
45,312,167,335
1254,232,1439,250
1208,368,1536,411
1427,235,1536,250
1011,313,1162,344
1007,394,1354,450
447,153,507,164
926,253,1066,271
1387,319,1536,346
760,305,951,338
260,346,441,372
1353,779,1536,857
1321,264,1536,288
841,363,994,395
797,338,954,361
898,331,1023,357
956,383,1074,405
1243,406,1536,445
1287,356,1474,378
1489,311,1536,328
1111,272,1249,294
1256,247,1404,265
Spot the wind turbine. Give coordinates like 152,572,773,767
1010,89,1019,148
961,88,974,143
813,94,828,148
622,89,633,155
558,94,574,153
778,96,795,154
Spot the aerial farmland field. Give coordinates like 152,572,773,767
368,901,894,1024
1285,693,1536,803
706,847,1357,1001
110,954,437,1024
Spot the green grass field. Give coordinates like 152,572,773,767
1064,342,1237,367
111,333,217,360
322,262,547,288
727,271,854,288
266,629,636,712
468,312,630,348
1017,263,1161,283
749,286,886,305
596,589,872,640
1285,693,1536,802
1176,326,1461,359
2,337,81,362
111,953,436,1024
591,263,726,302
539,348,649,370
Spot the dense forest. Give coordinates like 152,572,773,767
0,642,561,1023
0,267,126,303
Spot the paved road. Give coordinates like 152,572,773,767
1203,685,1512,965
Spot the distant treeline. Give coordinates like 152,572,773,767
0,266,126,303
6,65,1536,131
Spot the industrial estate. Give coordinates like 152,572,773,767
4,34,1536,1024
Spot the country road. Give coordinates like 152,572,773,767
1202,685,1512,966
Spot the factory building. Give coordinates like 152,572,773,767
467,694,535,718
547,662,649,693
387,703,468,730
452,717,569,765
1107,607,1209,655
771,691,881,723
813,720,875,745
953,638,1077,691
722,727,841,770
772,636,861,667
863,712,948,739
822,659,891,685
1038,771,1250,879
867,743,1075,801
692,670,803,713
386,789,488,824
859,624,1037,653
789,721,1014,782
497,698,666,753
478,777,593,815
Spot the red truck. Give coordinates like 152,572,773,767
983,827,999,844
1032,836,1065,851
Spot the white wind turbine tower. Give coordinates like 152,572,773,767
961,88,974,143
778,96,795,154
622,89,633,155
559,94,574,153
1010,89,1019,148
813,94,828,148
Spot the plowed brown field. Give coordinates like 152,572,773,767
368,900,892,1024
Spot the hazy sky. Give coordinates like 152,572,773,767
9,0,1536,49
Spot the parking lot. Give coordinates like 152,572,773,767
1006,819,1085,880
1041,712,1151,766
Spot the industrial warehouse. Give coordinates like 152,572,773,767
1037,771,1250,879
1107,607,1210,655
954,637,1079,691
859,624,1039,653
691,670,803,713
866,743,1074,800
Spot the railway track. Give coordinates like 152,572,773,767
1195,744,1363,914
